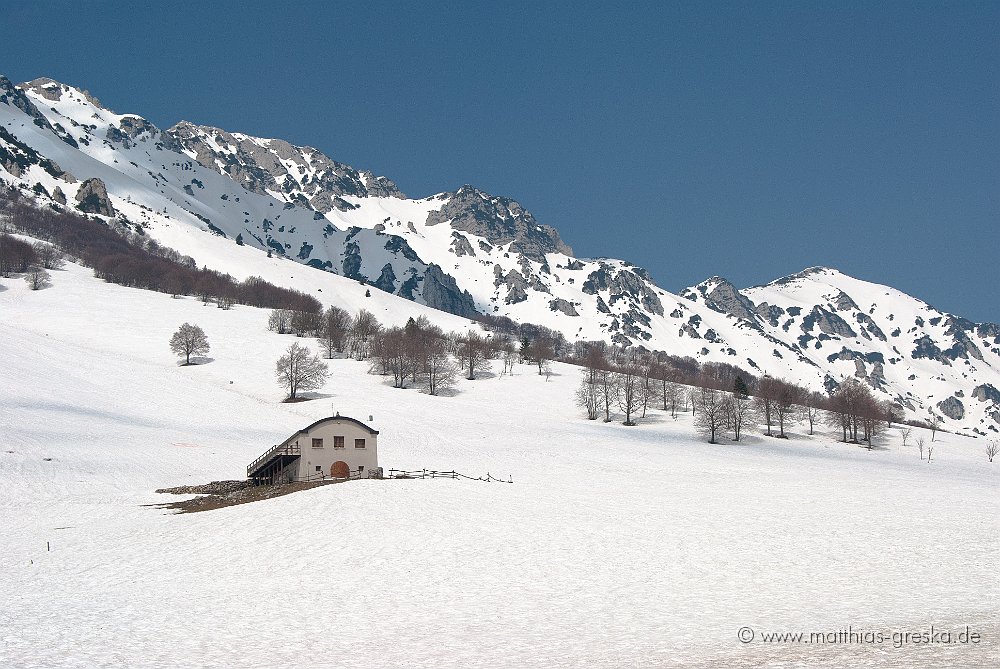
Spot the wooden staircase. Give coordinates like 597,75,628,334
247,443,301,483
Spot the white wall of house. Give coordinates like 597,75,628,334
288,418,379,480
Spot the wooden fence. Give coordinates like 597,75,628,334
386,469,513,483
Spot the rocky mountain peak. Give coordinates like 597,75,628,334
166,121,404,212
425,185,572,261
682,276,758,322
22,77,107,110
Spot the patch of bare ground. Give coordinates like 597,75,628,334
149,479,346,514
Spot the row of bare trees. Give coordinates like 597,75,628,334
569,338,941,449
2,188,320,312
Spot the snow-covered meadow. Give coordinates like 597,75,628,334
1,260,997,668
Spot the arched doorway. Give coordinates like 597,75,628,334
330,461,350,478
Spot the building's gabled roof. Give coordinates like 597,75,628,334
282,415,379,445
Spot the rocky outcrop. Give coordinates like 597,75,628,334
373,264,397,293
74,177,115,216
0,76,49,126
167,121,403,212
699,277,757,322
972,384,1000,403
425,185,572,261
911,335,950,365
942,317,983,361
421,264,478,318
549,298,579,316
801,306,856,338
936,396,965,421
830,290,859,312
755,302,785,327
0,127,71,181
450,231,475,257
855,312,887,341
341,242,365,281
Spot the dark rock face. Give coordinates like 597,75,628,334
51,185,66,205
855,313,887,341
167,121,403,212
943,317,983,361
425,185,572,261
549,298,579,317
936,396,965,420
679,323,701,339
342,242,365,281
586,264,663,317
801,306,856,338
831,290,859,311
755,302,785,327
911,335,950,365
0,76,49,126
421,264,478,318
74,177,115,216
450,231,475,257
383,235,419,262
0,127,71,181
374,263,397,293
972,384,1000,403
700,278,757,322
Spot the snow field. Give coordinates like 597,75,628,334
0,260,997,668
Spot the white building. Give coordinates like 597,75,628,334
247,414,379,483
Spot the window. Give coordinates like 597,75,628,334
334,436,344,449
315,465,322,472
355,438,366,449
311,438,323,448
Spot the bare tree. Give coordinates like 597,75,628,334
318,305,351,358
455,330,492,380
24,267,51,290
425,338,457,396
926,442,934,462
169,322,210,365
275,341,330,400
772,379,797,438
756,375,779,436
826,378,882,444
900,427,913,449
373,326,411,388
575,370,601,420
917,436,925,460
525,334,556,376
729,386,757,441
596,367,615,422
614,359,645,426
804,391,824,435
695,386,725,444
348,309,381,360
31,241,64,270
268,309,292,334
986,440,998,463
929,413,942,442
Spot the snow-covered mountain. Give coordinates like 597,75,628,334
3,74,999,435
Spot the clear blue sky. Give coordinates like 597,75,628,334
3,1,997,321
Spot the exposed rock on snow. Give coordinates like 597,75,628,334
421,264,478,318
936,396,965,420
74,177,115,216
425,185,572,261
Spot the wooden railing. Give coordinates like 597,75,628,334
386,469,513,483
246,443,300,477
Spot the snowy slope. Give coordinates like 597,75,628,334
3,74,1000,436
1,252,997,668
